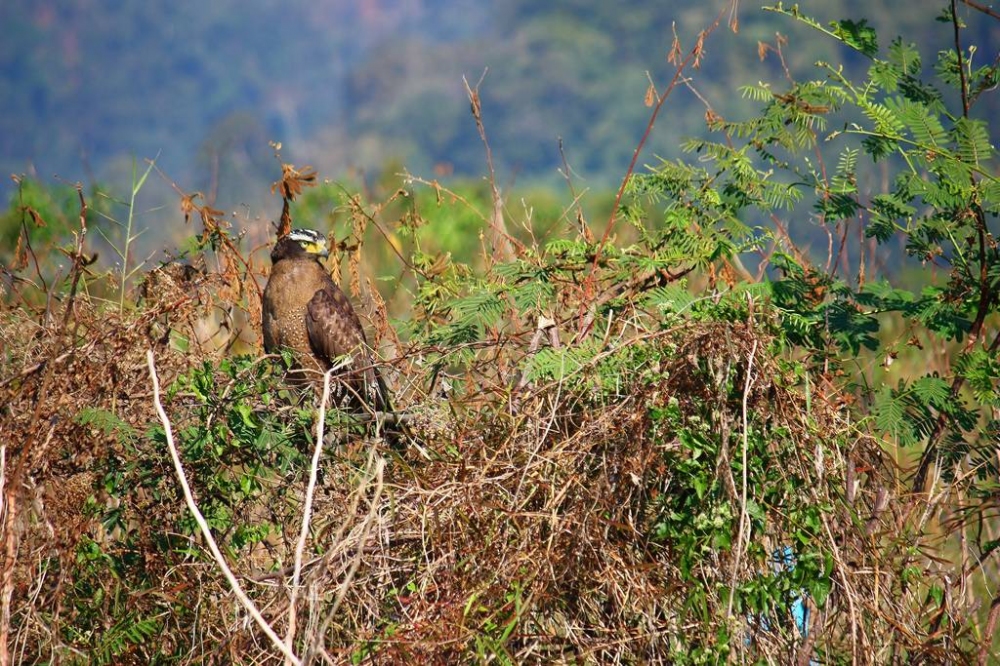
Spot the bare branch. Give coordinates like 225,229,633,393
463,73,519,263
286,368,335,660
727,335,758,621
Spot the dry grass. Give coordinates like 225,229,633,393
0,182,985,665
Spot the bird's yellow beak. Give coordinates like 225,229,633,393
303,237,330,258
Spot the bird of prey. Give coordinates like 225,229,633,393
262,228,390,412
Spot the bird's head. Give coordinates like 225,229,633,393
272,228,330,262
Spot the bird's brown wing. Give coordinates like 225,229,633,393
305,286,389,411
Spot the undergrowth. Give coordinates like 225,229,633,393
1,3,999,664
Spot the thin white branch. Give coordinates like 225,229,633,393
286,368,335,660
727,338,758,621
146,350,301,666
0,442,9,666
0,445,6,522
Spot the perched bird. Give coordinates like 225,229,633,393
262,228,391,413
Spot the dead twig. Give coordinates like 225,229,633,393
463,73,521,264
727,335,758,621
287,363,344,661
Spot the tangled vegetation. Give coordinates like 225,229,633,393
2,4,999,664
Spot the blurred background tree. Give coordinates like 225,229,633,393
2,0,989,245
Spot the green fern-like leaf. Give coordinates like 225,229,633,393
76,407,139,444
867,192,916,241
888,97,946,147
860,101,905,139
452,290,505,326
873,386,917,446
544,238,591,260
831,18,878,57
831,148,859,194
93,613,161,665
911,375,952,409
869,60,900,93
979,179,1000,214
888,38,922,76
643,283,697,315
759,180,802,211
743,82,775,103
898,75,945,110
934,157,974,195
907,287,971,340
871,192,916,221
951,117,993,166
815,192,861,221
956,350,1000,407
523,344,597,384
508,276,556,313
